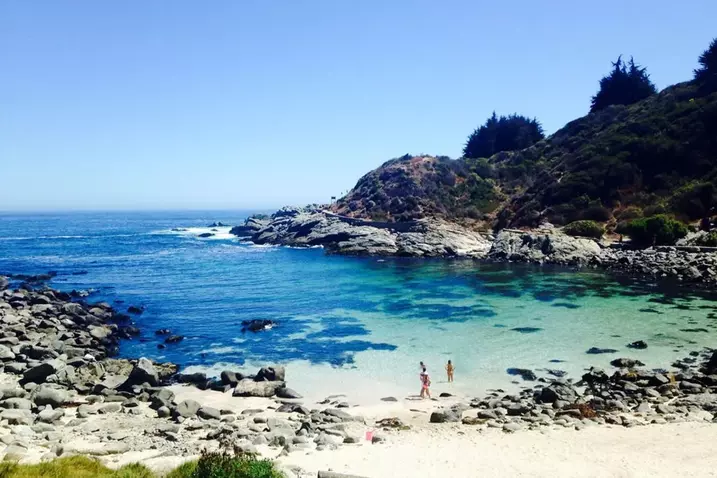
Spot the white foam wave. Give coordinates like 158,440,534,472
151,226,236,240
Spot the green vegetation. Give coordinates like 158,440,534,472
694,38,717,93
590,56,657,112
693,231,717,247
331,39,717,236
616,215,688,247
463,113,544,159
0,453,283,478
0,456,154,478
563,220,604,239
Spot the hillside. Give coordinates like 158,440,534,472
331,81,717,230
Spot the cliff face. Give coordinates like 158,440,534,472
331,82,717,229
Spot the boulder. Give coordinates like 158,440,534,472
233,379,285,398
174,399,201,418
610,358,645,368
22,360,63,384
627,340,648,350
255,366,285,382
429,410,460,423
706,351,717,374
536,381,579,404
197,407,221,420
0,397,32,410
220,370,243,387
164,335,184,344
122,358,159,388
276,387,302,399
32,385,70,407
0,345,15,361
506,368,537,381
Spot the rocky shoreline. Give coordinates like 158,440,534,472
230,207,717,286
0,275,716,475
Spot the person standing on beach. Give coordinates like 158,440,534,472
446,360,454,382
420,367,431,399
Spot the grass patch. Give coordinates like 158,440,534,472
0,453,283,478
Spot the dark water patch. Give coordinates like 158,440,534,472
511,327,542,334
383,300,414,313
680,328,710,333
493,324,507,328
610,334,621,338
506,368,537,381
552,302,580,309
673,304,693,311
533,290,557,302
586,347,618,354
306,324,369,340
639,308,663,314
483,286,521,298
649,297,675,305
549,359,566,363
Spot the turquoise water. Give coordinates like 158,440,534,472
1,211,716,401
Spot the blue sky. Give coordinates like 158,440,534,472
1,1,715,211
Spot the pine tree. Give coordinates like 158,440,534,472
463,113,544,159
694,38,717,93
590,56,657,112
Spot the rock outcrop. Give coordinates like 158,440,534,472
233,207,492,258
486,229,602,265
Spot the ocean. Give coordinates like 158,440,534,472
1,210,716,402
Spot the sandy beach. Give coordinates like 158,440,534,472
280,421,717,478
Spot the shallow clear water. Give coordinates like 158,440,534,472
1,211,716,402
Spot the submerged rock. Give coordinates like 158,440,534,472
627,340,648,350
586,347,618,355
506,368,537,381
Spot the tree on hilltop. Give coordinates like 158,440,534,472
590,56,657,112
463,113,544,159
694,38,717,93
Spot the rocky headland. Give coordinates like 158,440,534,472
230,208,717,286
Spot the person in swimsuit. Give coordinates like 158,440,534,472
446,360,454,382
420,367,431,399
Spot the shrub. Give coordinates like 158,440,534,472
618,214,688,246
694,231,717,247
186,452,284,478
616,206,643,221
563,220,604,239
463,113,544,159
591,56,657,112
694,38,717,93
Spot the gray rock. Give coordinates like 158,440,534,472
0,397,32,409
503,422,523,433
256,366,286,382
22,360,62,384
122,357,159,388
174,399,201,418
0,344,16,361
38,406,64,423
276,387,303,399
1,409,33,425
233,379,284,398
98,403,122,414
429,410,460,423
32,385,70,407
197,407,221,420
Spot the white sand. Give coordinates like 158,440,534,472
160,385,717,478
280,421,717,478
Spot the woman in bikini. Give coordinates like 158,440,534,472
419,367,431,399
446,360,454,382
